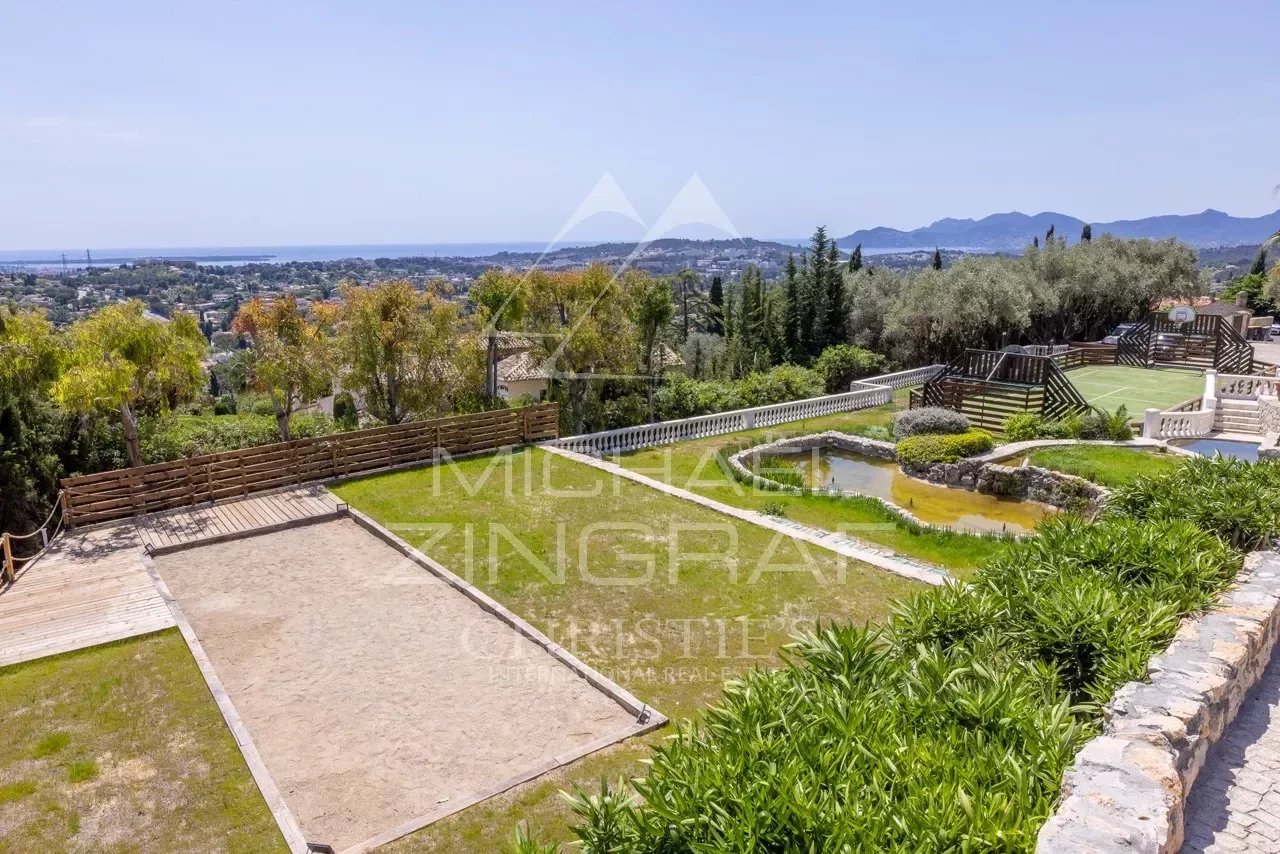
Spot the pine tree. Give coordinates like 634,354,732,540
1252,249,1268,277
783,254,802,360
823,240,846,346
932,248,943,270
708,276,724,335
1081,223,1093,243
847,242,863,273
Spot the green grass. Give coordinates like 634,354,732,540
612,394,1006,575
333,446,923,851
0,630,287,852
1026,445,1185,488
1066,365,1204,414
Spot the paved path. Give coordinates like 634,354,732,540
543,446,949,586
1184,652,1280,852
0,485,344,667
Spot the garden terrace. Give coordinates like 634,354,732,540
612,393,1007,574
1021,444,1186,488
0,630,286,851
332,445,923,848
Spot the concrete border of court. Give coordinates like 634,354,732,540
142,555,312,854
141,488,668,854
331,501,669,853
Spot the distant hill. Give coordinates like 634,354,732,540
838,209,1280,253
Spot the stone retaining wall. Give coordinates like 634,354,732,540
901,458,1108,511
1037,552,1280,853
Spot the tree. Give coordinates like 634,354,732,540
674,270,699,342
0,308,63,533
232,295,335,440
1251,248,1268,277
338,280,482,425
468,270,528,399
1081,223,1093,243
932,248,943,270
813,344,887,393
847,243,863,273
1045,224,1055,244
822,239,846,347
525,265,641,432
708,276,724,335
54,300,206,467
783,254,802,360
633,277,675,419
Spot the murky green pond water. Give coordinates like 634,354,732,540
780,448,1051,535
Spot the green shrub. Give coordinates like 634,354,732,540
1108,456,1280,550
1003,412,1044,442
896,429,995,465
892,406,970,439
332,391,358,430
760,499,788,517
813,344,888,393
542,511,1240,852
139,413,341,463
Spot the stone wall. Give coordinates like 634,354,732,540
1037,552,1280,853
1259,396,1280,436
900,459,1107,511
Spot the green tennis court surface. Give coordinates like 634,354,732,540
1066,365,1205,414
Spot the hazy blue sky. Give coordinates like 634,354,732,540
4,1,1278,249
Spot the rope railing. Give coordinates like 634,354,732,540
1,491,66,584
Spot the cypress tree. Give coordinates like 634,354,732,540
824,240,846,346
847,242,863,273
932,247,943,270
1081,223,1093,243
807,227,831,356
1251,249,1268,277
1046,223,1055,244
798,252,815,359
783,254,802,360
1033,236,1040,249
708,276,724,335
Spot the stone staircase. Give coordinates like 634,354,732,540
1214,398,1263,434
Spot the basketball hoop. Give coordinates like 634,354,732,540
1167,305,1197,324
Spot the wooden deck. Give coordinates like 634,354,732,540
134,484,345,553
0,485,345,668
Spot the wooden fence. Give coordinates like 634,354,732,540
59,404,558,527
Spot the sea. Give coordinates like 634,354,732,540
0,242,602,271
0,240,949,272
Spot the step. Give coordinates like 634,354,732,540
1218,399,1260,410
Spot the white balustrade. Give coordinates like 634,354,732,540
1215,372,1280,400
1143,405,1215,439
548,365,945,455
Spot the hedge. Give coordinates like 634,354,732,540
896,429,995,465
892,406,970,439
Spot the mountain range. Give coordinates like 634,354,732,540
838,209,1280,253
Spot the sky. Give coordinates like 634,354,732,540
3,0,1279,250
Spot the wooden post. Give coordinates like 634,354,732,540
2,533,14,583
60,489,72,529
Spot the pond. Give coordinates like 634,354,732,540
779,448,1052,536
1170,438,1260,462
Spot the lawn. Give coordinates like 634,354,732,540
332,446,922,849
1025,444,1185,488
1066,365,1204,414
0,629,285,853
613,395,1006,575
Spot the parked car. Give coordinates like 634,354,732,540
1270,323,1280,339
1102,323,1138,345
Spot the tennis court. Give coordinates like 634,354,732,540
1066,365,1205,414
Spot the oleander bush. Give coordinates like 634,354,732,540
528,461,1250,853
1108,456,1280,550
892,406,971,439
896,429,995,465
